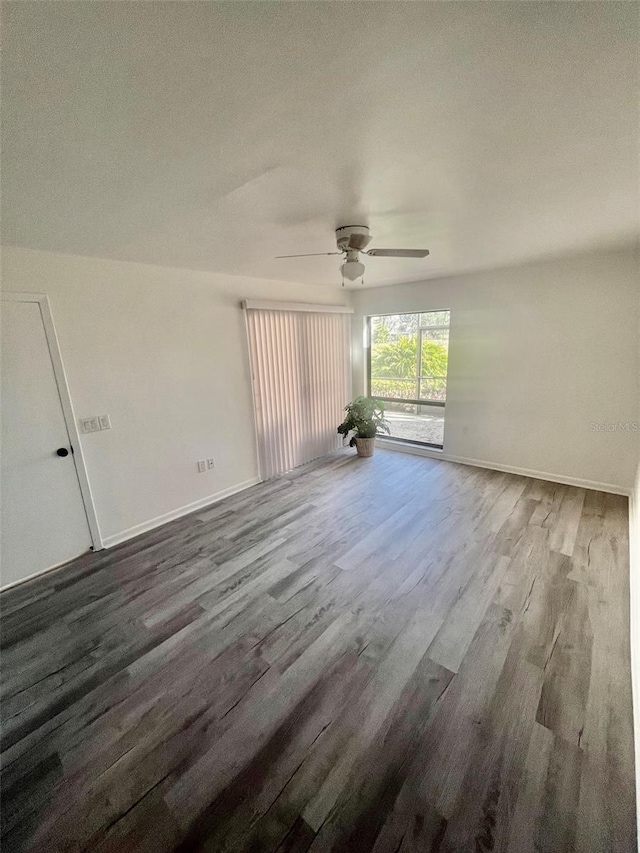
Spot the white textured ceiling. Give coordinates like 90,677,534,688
2,2,638,288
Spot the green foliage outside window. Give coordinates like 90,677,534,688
370,325,449,402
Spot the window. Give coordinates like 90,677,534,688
367,310,450,448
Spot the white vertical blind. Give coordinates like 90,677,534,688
245,307,351,479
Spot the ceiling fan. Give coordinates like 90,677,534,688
276,225,429,283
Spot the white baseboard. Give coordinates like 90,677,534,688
377,439,631,497
101,477,261,549
0,552,90,592
0,477,262,592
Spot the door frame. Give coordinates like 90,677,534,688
2,292,104,552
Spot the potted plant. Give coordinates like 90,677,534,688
337,396,390,457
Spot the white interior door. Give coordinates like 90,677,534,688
1,299,92,586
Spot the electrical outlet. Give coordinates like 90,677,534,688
98,414,111,431
207,458,215,470
197,460,206,473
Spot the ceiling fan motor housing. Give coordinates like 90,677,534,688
335,225,371,252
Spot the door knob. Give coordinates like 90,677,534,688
56,447,69,457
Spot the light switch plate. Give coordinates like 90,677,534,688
80,417,100,434
207,458,215,469
197,460,206,473
98,414,111,431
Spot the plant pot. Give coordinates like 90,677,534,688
355,437,375,458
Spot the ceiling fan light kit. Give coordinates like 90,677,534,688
340,257,366,282
276,224,430,285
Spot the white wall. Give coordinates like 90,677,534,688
352,247,639,493
632,459,640,840
631,291,640,838
2,245,635,542
1,246,350,544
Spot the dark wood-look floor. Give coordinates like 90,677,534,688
1,449,635,852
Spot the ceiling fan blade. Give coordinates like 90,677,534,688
365,248,430,258
275,252,342,259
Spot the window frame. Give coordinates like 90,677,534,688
365,309,450,450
